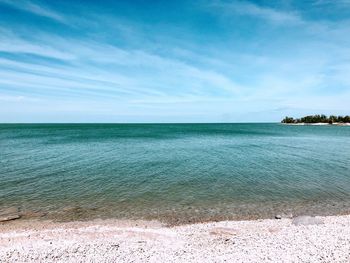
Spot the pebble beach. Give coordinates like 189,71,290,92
1,214,350,262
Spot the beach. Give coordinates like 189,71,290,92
1,215,350,262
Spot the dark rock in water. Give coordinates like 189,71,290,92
292,216,324,226
0,207,21,222
275,213,293,219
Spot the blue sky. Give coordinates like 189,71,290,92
0,0,349,122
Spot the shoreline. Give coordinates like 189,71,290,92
1,214,350,262
2,205,350,226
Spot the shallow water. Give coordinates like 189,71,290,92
1,123,350,224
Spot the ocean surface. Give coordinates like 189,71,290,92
1,123,350,224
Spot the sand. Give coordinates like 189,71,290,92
1,215,350,262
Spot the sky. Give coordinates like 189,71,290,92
0,0,349,123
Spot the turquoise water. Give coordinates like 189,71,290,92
1,123,350,224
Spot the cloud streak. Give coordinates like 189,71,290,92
0,0,66,23
0,28,243,103
211,0,302,24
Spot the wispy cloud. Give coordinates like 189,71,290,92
0,94,34,102
0,30,74,60
0,27,242,104
211,0,302,24
0,0,65,23
312,0,350,6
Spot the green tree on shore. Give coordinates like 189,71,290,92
281,115,350,124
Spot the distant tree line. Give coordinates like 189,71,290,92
281,115,350,124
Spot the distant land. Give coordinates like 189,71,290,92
281,115,350,125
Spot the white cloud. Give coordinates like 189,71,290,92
0,94,39,102
211,0,303,24
0,0,66,23
312,0,350,6
0,29,74,60
0,30,243,100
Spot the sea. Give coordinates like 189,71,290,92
1,123,350,224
